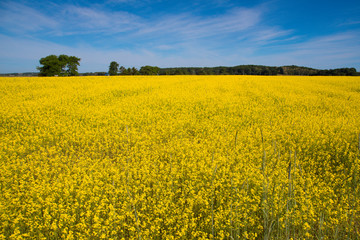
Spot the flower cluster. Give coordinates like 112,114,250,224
0,75,359,239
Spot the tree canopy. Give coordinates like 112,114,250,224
139,66,160,75
109,61,119,76
103,61,358,77
158,65,359,76
37,55,80,76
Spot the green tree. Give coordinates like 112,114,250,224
119,66,126,75
109,61,119,76
67,56,81,76
37,55,81,76
139,66,160,75
58,54,69,76
37,55,62,76
131,67,139,75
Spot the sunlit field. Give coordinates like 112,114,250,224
1,76,359,239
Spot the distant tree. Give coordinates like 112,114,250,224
37,55,62,76
347,68,358,76
174,68,185,75
115,64,359,76
37,54,80,76
58,54,69,75
109,61,119,76
139,66,160,75
196,68,206,75
131,67,139,75
67,56,81,76
119,66,126,75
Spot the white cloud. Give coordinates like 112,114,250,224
0,34,235,73
0,2,59,33
106,0,162,4
0,2,359,73
0,1,265,40
59,5,141,35
155,45,175,50
135,7,262,40
249,28,293,43
245,31,360,69
339,20,360,26
0,2,142,36
1,29,359,73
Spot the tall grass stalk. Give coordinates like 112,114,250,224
260,129,270,239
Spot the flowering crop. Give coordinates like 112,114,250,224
0,75,359,239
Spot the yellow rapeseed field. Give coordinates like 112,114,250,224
0,75,359,239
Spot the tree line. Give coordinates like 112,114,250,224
108,61,160,75
34,55,359,76
158,65,359,76
109,62,358,76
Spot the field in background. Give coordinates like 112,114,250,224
0,76,359,239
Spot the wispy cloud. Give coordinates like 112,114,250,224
285,31,360,57
249,28,293,43
135,7,262,41
0,1,359,73
0,1,142,36
0,1,267,40
58,5,141,35
106,0,163,4
246,31,360,69
0,2,58,33
338,20,360,26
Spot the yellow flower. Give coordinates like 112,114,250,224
1,75,359,239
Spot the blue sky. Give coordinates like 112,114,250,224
0,0,359,73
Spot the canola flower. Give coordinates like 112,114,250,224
0,75,359,239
